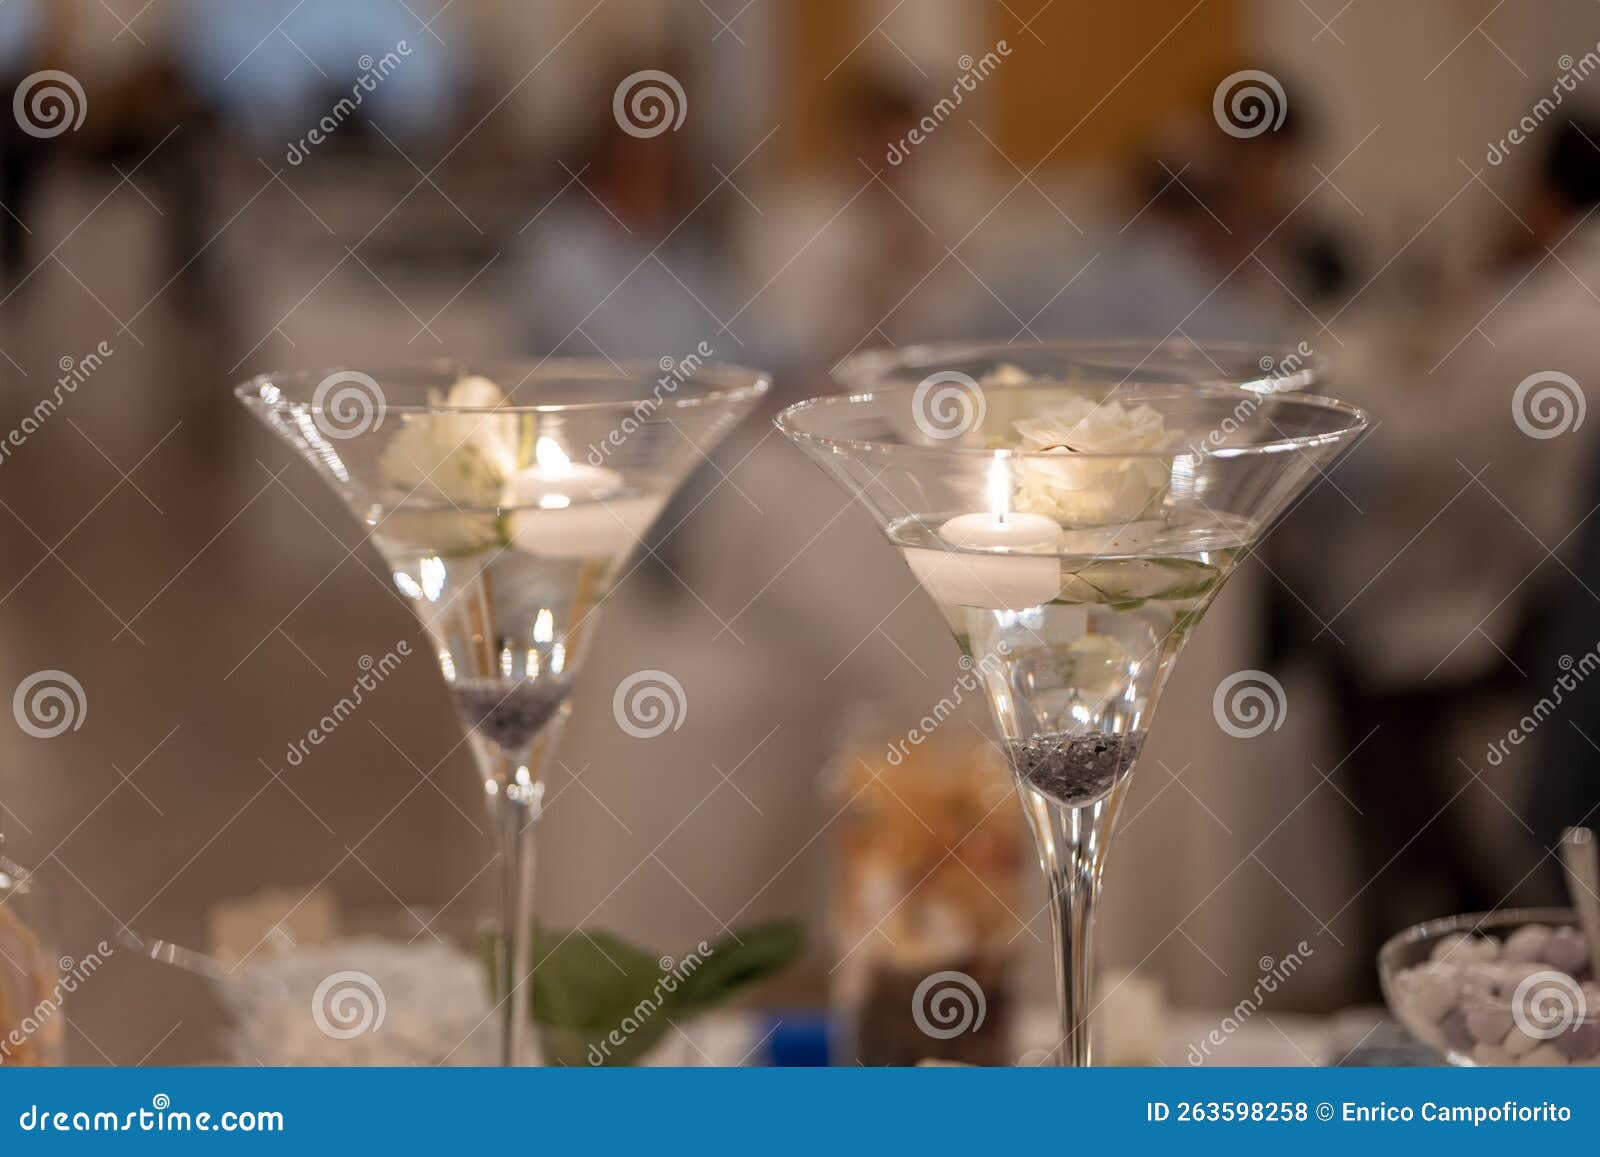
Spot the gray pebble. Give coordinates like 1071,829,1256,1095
1520,1043,1570,1067
1439,1008,1474,1053
1466,1008,1513,1044
1472,1043,1513,1066
1539,927,1590,976
1432,933,1498,965
1555,1019,1600,1061
1502,1024,1542,1058
1503,924,1552,964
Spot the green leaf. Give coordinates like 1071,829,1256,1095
515,922,805,1066
671,923,806,1012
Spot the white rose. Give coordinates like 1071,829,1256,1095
377,376,520,509
1011,397,1180,527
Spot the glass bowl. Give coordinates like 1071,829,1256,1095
1378,907,1600,1066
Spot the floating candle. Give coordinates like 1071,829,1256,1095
903,460,1064,609
504,438,662,559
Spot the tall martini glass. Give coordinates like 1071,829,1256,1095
237,360,769,1064
778,342,1365,1065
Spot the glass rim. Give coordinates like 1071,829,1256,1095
774,382,1371,462
1376,906,1577,973
234,358,772,416
832,338,1328,394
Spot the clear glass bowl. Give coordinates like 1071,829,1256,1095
1378,907,1600,1066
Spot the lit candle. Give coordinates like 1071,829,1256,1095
504,438,663,559
902,460,1064,608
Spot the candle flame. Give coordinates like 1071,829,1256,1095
535,436,572,475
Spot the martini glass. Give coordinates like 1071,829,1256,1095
237,359,769,1064
778,342,1365,1065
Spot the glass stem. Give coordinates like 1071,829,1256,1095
474,708,565,1067
494,789,540,1067
1020,786,1122,1067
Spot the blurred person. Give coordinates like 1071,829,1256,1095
743,73,982,377
178,0,460,144
1516,117,1600,877
0,0,45,287
1275,116,1600,968
994,73,1351,345
520,75,734,362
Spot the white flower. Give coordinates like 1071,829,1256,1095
377,376,520,509
1011,397,1180,527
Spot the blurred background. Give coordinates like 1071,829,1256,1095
4,0,1600,1063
